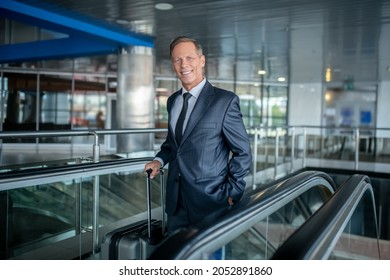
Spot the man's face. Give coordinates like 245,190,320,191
171,42,205,91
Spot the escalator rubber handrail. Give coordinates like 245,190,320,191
271,174,380,260
0,157,155,191
149,170,337,260
0,157,154,179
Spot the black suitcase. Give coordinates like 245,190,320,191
101,169,166,260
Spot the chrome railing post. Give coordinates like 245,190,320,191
355,128,360,170
274,128,280,179
321,127,325,159
291,127,295,173
264,127,269,166
252,128,258,189
92,132,100,162
92,174,100,257
303,127,307,168
75,180,81,235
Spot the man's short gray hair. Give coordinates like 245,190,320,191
169,36,203,57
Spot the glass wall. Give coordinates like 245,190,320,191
154,78,288,131
1,67,288,146
0,71,109,143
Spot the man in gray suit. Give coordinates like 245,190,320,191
144,36,252,234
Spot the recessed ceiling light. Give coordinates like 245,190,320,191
155,3,174,10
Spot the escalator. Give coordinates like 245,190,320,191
150,172,385,260
150,171,337,260
272,174,382,259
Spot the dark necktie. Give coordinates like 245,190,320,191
175,92,191,145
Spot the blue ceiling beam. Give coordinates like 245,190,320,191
0,0,154,63
0,37,121,63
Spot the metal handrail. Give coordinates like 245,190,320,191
0,128,167,162
0,128,168,256
248,125,390,178
1,125,389,170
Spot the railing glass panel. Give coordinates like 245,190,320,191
0,159,165,259
330,190,380,260
204,186,330,260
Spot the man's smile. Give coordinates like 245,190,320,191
181,70,192,75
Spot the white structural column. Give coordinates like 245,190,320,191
288,25,324,134
116,46,155,153
377,22,390,138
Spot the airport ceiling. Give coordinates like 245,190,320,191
4,0,390,84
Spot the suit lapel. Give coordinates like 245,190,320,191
181,81,215,145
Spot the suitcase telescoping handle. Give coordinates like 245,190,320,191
145,168,165,239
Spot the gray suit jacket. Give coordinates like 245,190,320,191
156,81,252,216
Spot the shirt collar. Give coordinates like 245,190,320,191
181,78,206,99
